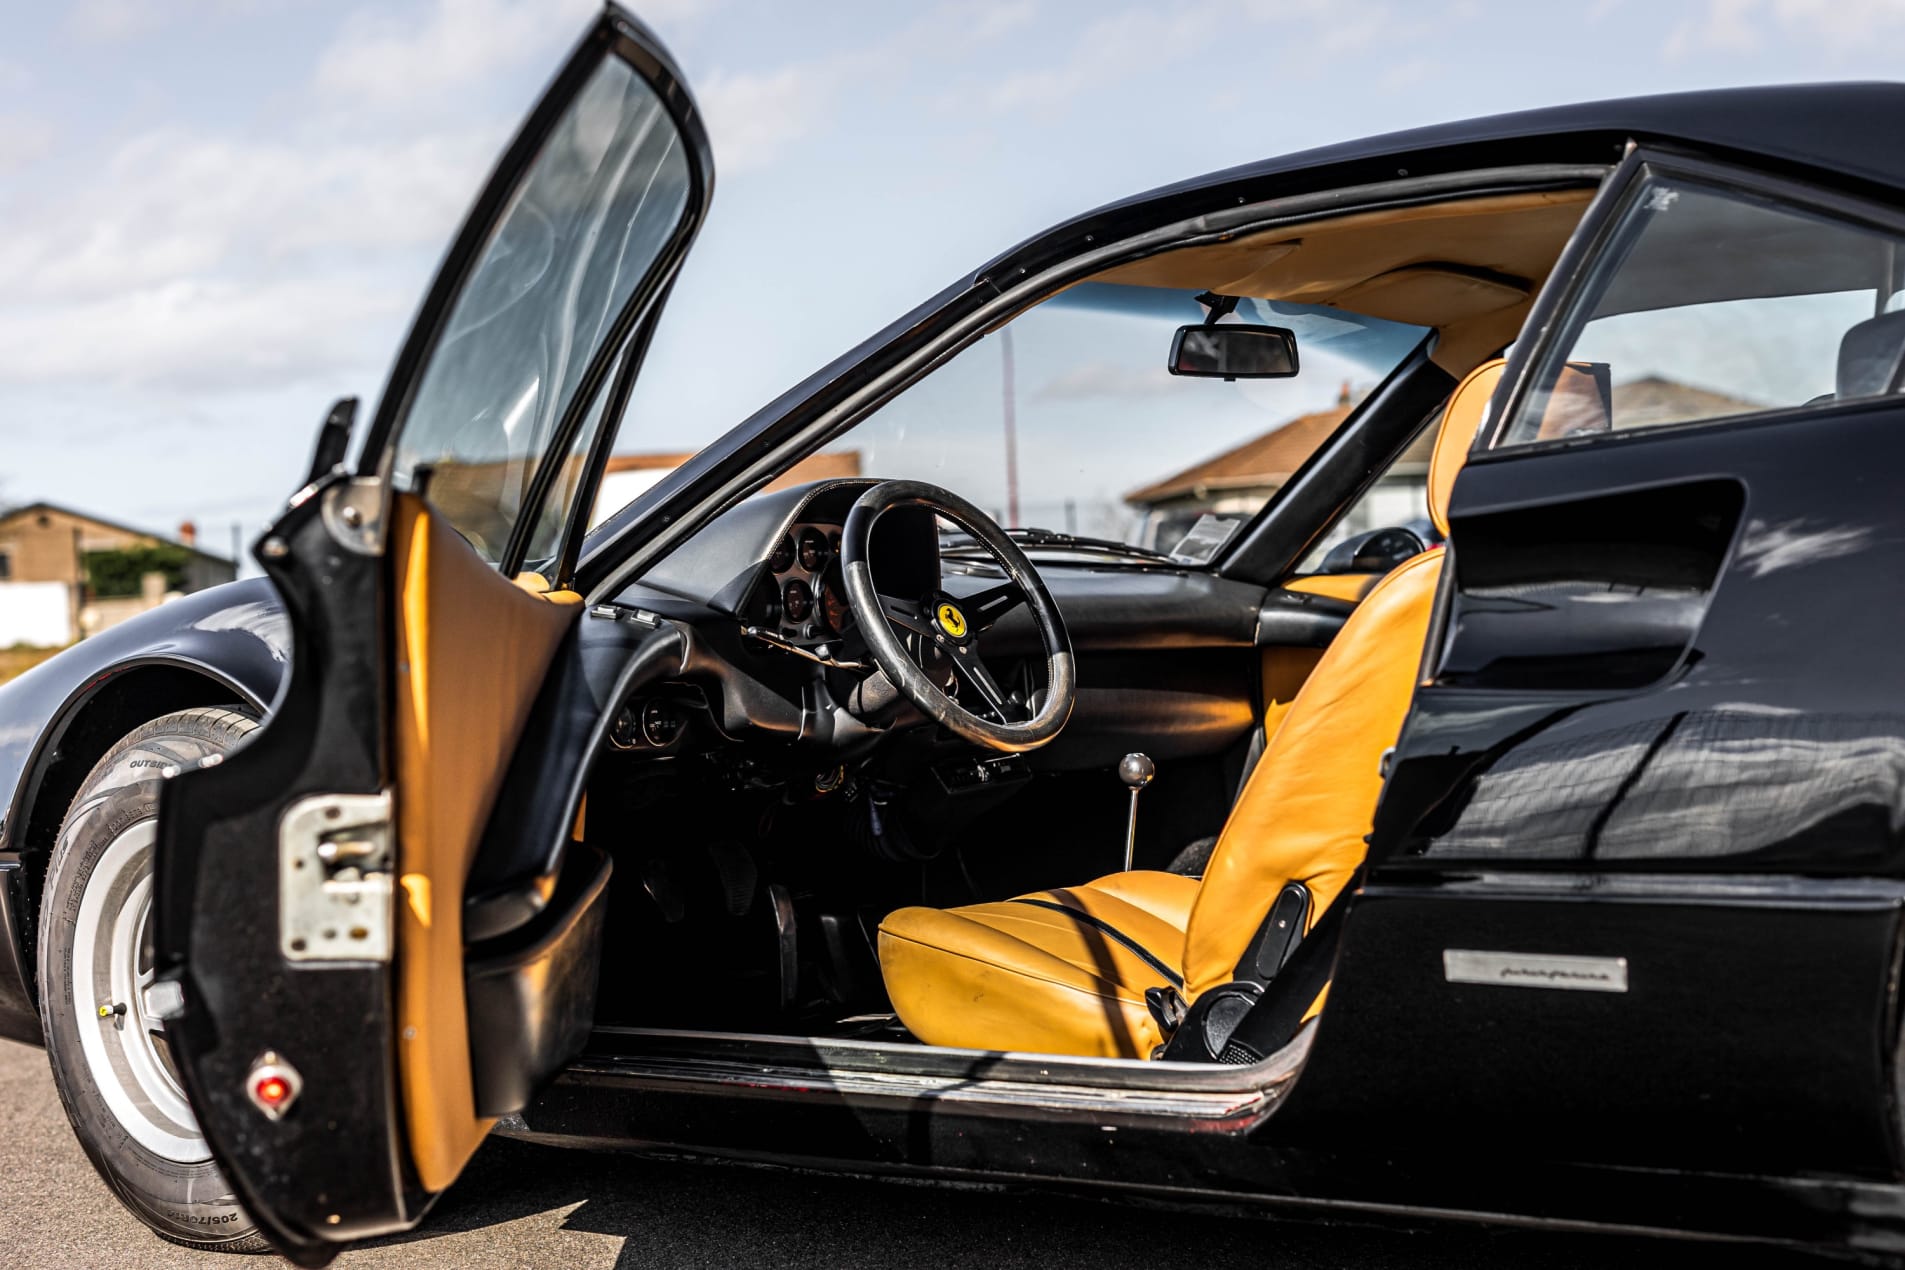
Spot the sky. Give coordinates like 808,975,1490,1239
3,0,1905,570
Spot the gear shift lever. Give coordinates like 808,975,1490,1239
1118,752,1155,872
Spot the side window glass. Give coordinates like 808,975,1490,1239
1500,175,1905,447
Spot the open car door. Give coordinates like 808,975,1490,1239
148,7,711,1263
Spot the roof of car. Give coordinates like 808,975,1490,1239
983,84,1905,286
1174,83,1905,203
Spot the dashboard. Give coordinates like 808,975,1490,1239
640,478,941,654
615,476,1270,767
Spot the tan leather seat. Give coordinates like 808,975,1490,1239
878,358,1506,1058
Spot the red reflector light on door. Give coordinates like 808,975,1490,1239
245,1051,303,1120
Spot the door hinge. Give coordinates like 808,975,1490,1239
279,791,395,963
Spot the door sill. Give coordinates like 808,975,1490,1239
558,1021,1314,1128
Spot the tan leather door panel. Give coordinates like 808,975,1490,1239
388,493,581,1190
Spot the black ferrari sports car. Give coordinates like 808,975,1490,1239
4,6,1904,1263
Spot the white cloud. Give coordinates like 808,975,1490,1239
0,272,407,391
983,9,1223,113
0,114,53,173
1772,0,1905,53
66,0,177,42
0,125,498,304
697,64,839,174
695,3,1038,173
314,0,599,117
975,1,1432,116
1664,0,1762,58
968,0,1038,41
64,0,281,43
1665,0,1905,60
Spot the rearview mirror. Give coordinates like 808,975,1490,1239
1168,324,1299,380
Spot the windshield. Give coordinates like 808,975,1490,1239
820,283,1428,561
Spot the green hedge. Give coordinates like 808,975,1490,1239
84,545,191,598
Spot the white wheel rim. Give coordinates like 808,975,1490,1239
70,819,208,1163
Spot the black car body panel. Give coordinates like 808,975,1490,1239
0,578,287,1041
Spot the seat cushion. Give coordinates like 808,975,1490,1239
878,870,1199,1058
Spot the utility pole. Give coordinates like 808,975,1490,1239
1000,326,1020,528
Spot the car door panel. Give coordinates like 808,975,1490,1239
150,7,712,1261
388,495,582,1190
153,482,411,1260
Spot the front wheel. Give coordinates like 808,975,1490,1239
37,707,268,1253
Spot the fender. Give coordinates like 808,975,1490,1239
0,578,288,1040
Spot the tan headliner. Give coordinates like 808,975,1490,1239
1091,187,1596,374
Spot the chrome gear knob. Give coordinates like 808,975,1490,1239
1119,753,1154,871
1118,752,1156,790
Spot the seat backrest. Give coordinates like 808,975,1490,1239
1180,357,1504,1000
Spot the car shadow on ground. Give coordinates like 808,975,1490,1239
364,1133,1836,1270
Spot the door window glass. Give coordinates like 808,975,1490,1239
1499,176,1905,447
389,55,692,563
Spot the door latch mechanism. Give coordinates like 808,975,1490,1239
279,791,395,962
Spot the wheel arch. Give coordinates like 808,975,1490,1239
5,659,269,1030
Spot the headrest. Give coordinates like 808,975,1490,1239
1532,361,1612,442
1428,357,1505,537
1837,310,1905,400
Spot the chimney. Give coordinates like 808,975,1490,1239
1337,380,1352,407
177,520,197,548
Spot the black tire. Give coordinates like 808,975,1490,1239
37,707,269,1254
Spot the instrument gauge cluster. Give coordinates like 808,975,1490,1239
763,521,848,643
609,695,691,753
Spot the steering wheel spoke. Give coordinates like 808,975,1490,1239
876,593,936,638
946,644,1017,722
962,581,1025,632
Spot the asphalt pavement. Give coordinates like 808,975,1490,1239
0,1037,1837,1269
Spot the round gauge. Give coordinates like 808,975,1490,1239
829,531,842,558
640,699,686,749
820,576,851,635
608,703,641,750
798,527,829,572
782,578,813,623
768,532,796,573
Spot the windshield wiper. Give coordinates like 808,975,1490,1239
941,526,1176,563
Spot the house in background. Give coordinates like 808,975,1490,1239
1126,375,1759,560
589,450,863,526
0,503,237,647
1126,385,1433,556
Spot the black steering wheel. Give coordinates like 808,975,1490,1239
840,480,1074,752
